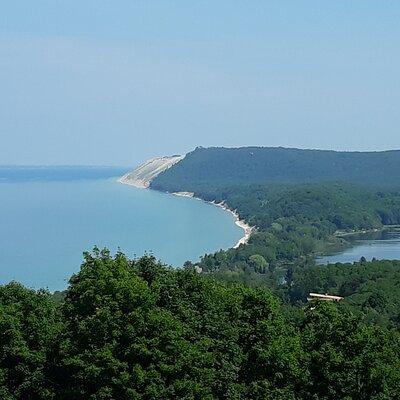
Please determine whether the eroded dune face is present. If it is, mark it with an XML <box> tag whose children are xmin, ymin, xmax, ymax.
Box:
<box><xmin>119</xmin><ymin>155</ymin><xmax>184</xmax><ymax>188</ymax></box>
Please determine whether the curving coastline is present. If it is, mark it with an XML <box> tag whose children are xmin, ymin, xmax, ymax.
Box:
<box><xmin>172</xmin><ymin>191</ymin><xmax>254</xmax><ymax>249</ymax></box>
<box><xmin>118</xmin><ymin>175</ymin><xmax>254</xmax><ymax>250</ymax></box>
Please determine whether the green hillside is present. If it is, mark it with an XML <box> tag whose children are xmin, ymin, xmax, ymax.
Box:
<box><xmin>151</xmin><ymin>146</ymin><xmax>400</xmax><ymax>191</ymax></box>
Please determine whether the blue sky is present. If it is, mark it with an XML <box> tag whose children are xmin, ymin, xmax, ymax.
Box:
<box><xmin>1</xmin><ymin>1</ymin><xmax>399</xmax><ymax>165</ymax></box>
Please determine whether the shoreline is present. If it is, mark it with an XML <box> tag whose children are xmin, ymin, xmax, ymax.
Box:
<box><xmin>118</xmin><ymin>180</ymin><xmax>254</xmax><ymax>249</ymax></box>
<box><xmin>172</xmin><ymin>191</ymin><xmax>254</xmax><ymax>249</ymax></box>
<box><xmin>334</xmin><ymin>225</ymin><xmax>400</xmax><ymax>238</ymax></box>
<box><xmin>211</xmin><ymin>201</ymin><xmax>254</xmax><ymax>249</ymax></box>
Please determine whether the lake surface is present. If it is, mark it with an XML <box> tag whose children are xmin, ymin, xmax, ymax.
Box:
<box><xmin>317</xmin><ymin>230</ymin><xmax>400</xmax><ymax>264</ymax></box>
<box><xmin>0</xmin><ymin>168</ymin><xmax>243</xmax><ymax>290</ymax></box>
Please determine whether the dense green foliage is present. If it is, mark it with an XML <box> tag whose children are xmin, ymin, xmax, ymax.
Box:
<box><xmin>0</xmin><ymin>283</ymin><xmax>61</xmax><ymax>399</ymax></box>
<box><xmin>2</xmin><ymin>251</ymin><xmax>400</xmax><ymax>399</ymax></box>
<box><xmin>152</xmin><ymin>147</ymin><xmax>400</xmax><ymax>287</ymax></box>
<box><xmin>153</xmin><ymin>147</ymin><xmax>400</xmax><ymax>398</ymax></box>
<box><xmin>189</xmin><ymin>183</ymin><xmax>400</xmax><ymax>280</ymax></box>
<box><xmin>289</xmin><ymin>259</ymin><xmax>400</xmax><ymax>328</ymax></box>
<box><xmin>192</xmin><ymin>183</ymin><xmax>400</xmax><ymax>230</ymax></box>
<box><xmin>151</xmin><ymin>146</ymin><xmax>400</xmax><ymax>190</ymax></box>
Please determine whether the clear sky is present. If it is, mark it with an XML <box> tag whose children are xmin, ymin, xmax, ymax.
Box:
<box><xmin>1</xmin><ymin>1</ymin><xmax>399</xmax><ymax>166</ymax></box>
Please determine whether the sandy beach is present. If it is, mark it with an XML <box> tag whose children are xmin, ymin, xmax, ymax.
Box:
<box><xmin>212</xmin><ymin>201</ymin><xmax>254</xmax><ymax>249</ymax></box>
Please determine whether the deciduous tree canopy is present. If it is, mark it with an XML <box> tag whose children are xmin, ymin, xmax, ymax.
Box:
<box><xmin>1</xmin><ymin>251</ymin><xmax>400</xmax><ymax>399</ymax></box>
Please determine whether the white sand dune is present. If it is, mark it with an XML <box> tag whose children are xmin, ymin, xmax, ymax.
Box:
<box><xmin>119</xmin><ymin>155</ymin><xmax>184</xmax><ymax>188</ymax></box>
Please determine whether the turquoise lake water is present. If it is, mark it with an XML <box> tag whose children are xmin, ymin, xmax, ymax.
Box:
<box><xmin>0</xmin><ymin>168</ymin><xmax>242</xmax><ymax>290</ymax></box>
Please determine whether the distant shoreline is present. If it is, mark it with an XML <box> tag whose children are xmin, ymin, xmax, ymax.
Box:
<box><xmin>118</xmin><ymin>174</ymin><xmax>149</xmax><ymax>189</ymax></box>
<box><xmin>333</xmin><ymin>225</ymin><xmax>400</xmax><ymax>239</ymax></box>
<box><xmin>118</xmin><ymin>179</ymin><xmax>254</xmax><ymax>249</ymax></box>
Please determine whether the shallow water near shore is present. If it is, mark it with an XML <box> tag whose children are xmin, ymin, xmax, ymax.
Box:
<box><xmin>317</xmin><ymin>230</ymin><xmax>400</xmax><ymax>264</ymax></box>
<box><xmin>0</xmin><ymin>170</ymin><xmax>242</xmax><ymax>290</ymax></box>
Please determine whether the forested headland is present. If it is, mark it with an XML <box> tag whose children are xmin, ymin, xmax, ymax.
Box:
<box><xmin>152</xmin><ymin>148</ymin><xmax>400</xmax><ymax>302</ymax></box>
<box><xmin>4</xmin><ymin>146</ymin><xmax>400</xmax><ymax>399</ymax></box>
<box><xmin>151</xmin><ymin>146</ymin><xmax>400</xmax><ymax>189</ymax></box>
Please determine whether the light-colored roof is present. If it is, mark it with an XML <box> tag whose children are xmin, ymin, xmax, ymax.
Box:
<box><xmin>308</xmin><ymin>292</ymin><xmax>343</xmax><ymax>301</ymax></box>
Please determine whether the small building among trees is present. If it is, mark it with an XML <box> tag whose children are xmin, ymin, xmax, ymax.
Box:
<box><xmin>307</xmin><ymin>292</ymin><xmax>343</xmax><ymax>302</ymax></box>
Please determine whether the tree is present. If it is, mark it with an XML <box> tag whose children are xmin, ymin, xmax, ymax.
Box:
<box><xmin>0</xmin><ymin>283</ymin><xmax>61</xmax><ymax>400</ymax></box>
<box><xmin>248</xmin><ymin>254</ymin><xmax>268</xmax><ymax>273</ymax></box>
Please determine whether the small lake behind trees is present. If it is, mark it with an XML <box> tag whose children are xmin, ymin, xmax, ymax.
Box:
<box><xmin>316</xmin><ymin>230</ymin><xmax>400</xmax><ymax>265</ymax></box>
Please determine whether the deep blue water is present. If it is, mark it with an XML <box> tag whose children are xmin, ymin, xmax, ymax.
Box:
<box><xmin>0</xmin><ymin>168</ymin><xmax>242</xmax><ymax>290</ymax></box>
<box><xmin>317</xmin><ymin>231</ymin><xmax>400</xmax><ymax>265</ymax></box>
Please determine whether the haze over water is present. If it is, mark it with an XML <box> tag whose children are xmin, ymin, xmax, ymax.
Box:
<box><xmin>0</xmin><ymin>168</ymin><xmax>242</xmax><ymax>291</ymax></box>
